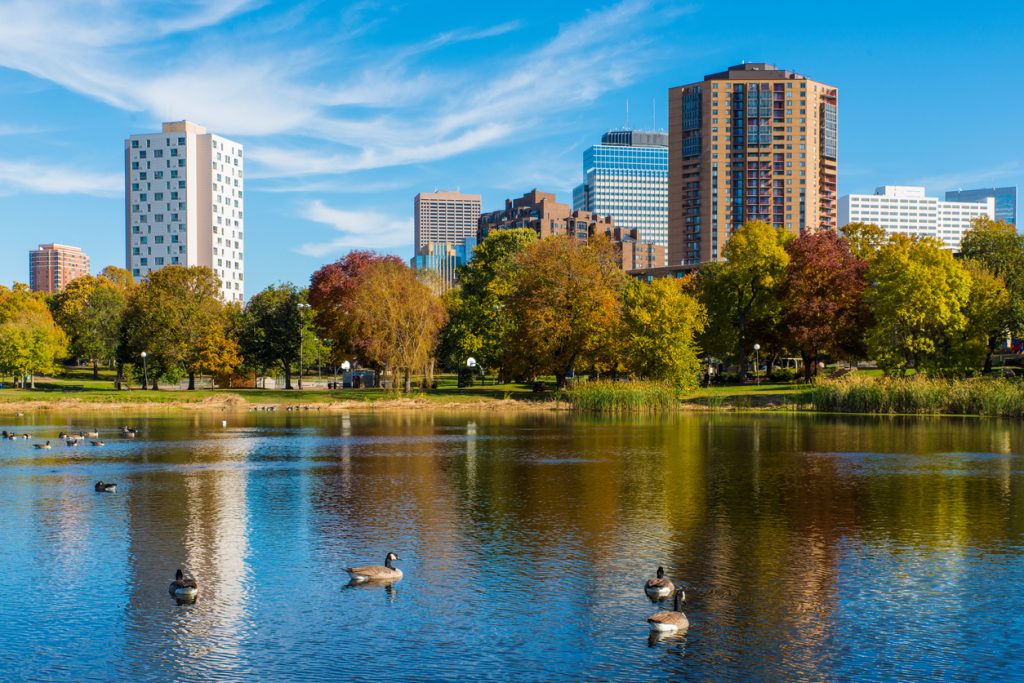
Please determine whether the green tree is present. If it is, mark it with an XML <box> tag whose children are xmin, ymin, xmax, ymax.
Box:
<box><xmin>840</xmin><ymin>221</ymin><xmax>888</xmax><ymax>261</ymax></box>
<box><xmin>237</xmin><ymin>283</ymin><xmax>307</xmax><ymax>389</ymax></box>
<box><xmin>694</xmin><ymin>221</ymin><xmax>790</xmax><ymax>381</ymax></box>
<box><xmin>865</xmin><ymin>236</ymin><xmax>971</xmax><ymax>376</ymax></box>
<box><xmin>960</xmin><ymin>217</ymin><xmax>1024</xmax><ymax>373</ymax></box>
<box><xmin>505</xmin><ymin>235</ymin><xmax>624</xmax><ymax>386</ymax></box>
<box><xmin>619</xmin><ymin>278</ymin><xmax>706</xmax><ymax>387</ymax></box>
<box><xmin>0</xmin><ymin>286</ymin><xmax>68</xmax><ymax>388</ymax></box>
<box><xmin>348</xmin><ymin>260</ymin><xmax>447</xmax><ymax>393</ymax></box>
<box><xmin>959</xmin><ymin>262</ymin><xmax>1012</xmax><ymax>374</ymax></box>
<box><xmin>437</xmin><ymin>228</ymin><xmax>535</xmax><ymax>379</ymax></box>
<box><xmin>118</xmin><ymin>266</ymin><xmax>228</xmax><ymax>389</ymax></box>
<box><xmin>51</xmin><ymin>274</ymin><xmax>129</xmax><ymax>377</ymax></box>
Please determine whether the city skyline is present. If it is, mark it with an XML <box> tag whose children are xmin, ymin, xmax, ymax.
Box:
<box><xmin>0</xmin><ymin>0</ymin><xmax>1022</xmax><ymax>294</ymax></box>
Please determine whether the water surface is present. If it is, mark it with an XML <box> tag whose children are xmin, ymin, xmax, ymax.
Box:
<box><xmin>0</xmin><ymin>411</ymin><xmax>1021</xmax><ymax>681</ymax></box>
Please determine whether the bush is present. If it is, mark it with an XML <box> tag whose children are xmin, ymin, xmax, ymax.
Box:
<box><xmin>562</xmin><ymin>379</ymin><xmax>678</xmax><ymax>413</ymax></box>
<box><xmin>807</xmin><ymin>375</ymin><xmax>1024</xmax><ymax>417</ymax></box>
<box><xmin>768</xmin><ymin>367</ymin><xmax>800</xmax><ymax>382</ymax></box>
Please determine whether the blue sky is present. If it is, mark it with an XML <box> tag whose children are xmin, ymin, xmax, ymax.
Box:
<box><xmin>0</xmin><ymin>0</ymin><xmax>1022</xmax><ymax>294</ymax></box>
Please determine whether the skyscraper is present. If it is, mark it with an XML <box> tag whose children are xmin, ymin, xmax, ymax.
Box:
<box><xmin>125</xmin><ymin>121</ymin><xmax>245</xmax><ymax>302</ymax></box>
<box><xmin>28</xmin><ymin>243</ymin><xmax>90</xmax><ymax>293</ymax></box>
<box><xmin>414</xmin><ymin>191</ymin><xmax>481</xmax><ymax>249</ymax></box>
<box><xmin>840</xmin><ymin>186</ymin><xmax>995</xmax><ymax>252</ymax></box>
<box><xmin>944</xmin><ymin>187</ymin><xmax>1016</xmax><ymax>226</ymax></box>
<box><xmin>573</xmin><ymin>130</ymin><xmax>669</xmax><ymax>247</ymax></box>
<box><xmin>668</xmin><ymin>63</ymin><xmax>838</xmax><ymax>265</ymax></box>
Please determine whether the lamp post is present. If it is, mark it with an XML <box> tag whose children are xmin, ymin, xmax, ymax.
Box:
<box><xmin>140</xmin><ymin>351</ymin><xmax>149</xmax><ymax>390</ymax></box>
<box><xmin>753</xmin><ymin>343</ymin><xmax>761</xmax><ymax>386</ymax></box>
<box><xmin>340</xmin><ymin>360</ymin><xmax>351</xmax><ymax>389</ymax></box>
<box><xmin>297</xmin><ymin>302</ymin><xmax>310</xmax><ymax>390</ymax></box>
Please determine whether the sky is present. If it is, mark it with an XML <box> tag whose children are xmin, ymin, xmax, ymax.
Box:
<box><xmin>0</xmin><ymin>0</ymin><xmax>1022</xmax><ymax>294</ymax></box>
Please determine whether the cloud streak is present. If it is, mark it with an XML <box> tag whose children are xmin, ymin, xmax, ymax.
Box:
<box><xmin>295</xmin><ymin>199</ymin><xmax>411</xmax><ymax>257</ymax></box>
<box><xmin>0</xmin><ymin>159</ymin><xmax>121</xmax><ymax>197</ymax></box>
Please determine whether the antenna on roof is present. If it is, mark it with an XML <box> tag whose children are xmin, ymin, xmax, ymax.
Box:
<box><xmin>652</xmin><ymin>98</ymin><xmax>656</xmax><ymax>131</ymax></box>
<box><xmin>625</xmin><ymin>99</ymin><xmax>630</xmax><ymax>130</ymax></box>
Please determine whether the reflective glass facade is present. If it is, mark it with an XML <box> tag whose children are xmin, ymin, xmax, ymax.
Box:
<box><xmin>573</xmin><ymin>131</ymin><xmax>669</xmax><ymax>247</ymax></box>
<box><xmin>944</xmin><ymin>187</ymin><xmax>1017</xmax><ymax>226</ymax></box>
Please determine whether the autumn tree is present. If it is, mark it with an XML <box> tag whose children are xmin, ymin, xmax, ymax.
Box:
<box><xmin>840</xmin><ymin>221</ymin><xmax>888</xmax><ymax>261</ymax></box>
<box><xmin>237</xmin><ymin>283</ymin><xmax>307</xmax><ymax>389</ymax></box>
<box><xmin>778</xmin><ymin>230</ymin><xmax>869</xmax><ymax>380</ymax></box>
<box><xmin>437</xmin><ymin>228</ymin><xmax>535</xmax><ymax>378</ymax></box>
<box><xmin>308</xmin><ymin>251</ymin><xmax>404</xmax><ymax>365</ymax></box>
<box><xmin>865</xmin><ymin>236</ymin><xmax>971</xmax><ymax>376</ymax></box>
<box><xmin>0</xmin><ymin>286</ymin><xmax>68</xmax><ymax>388</ymax></box>
<box><xmin>504</xmin><ymin>235</ymin><xmax>624</xmax><ymax>386</ymax></box>
<box><xmin>119</xmin><ymin>266</ymin><xmax>230</xmax><ymax>389</ymax></box>
<box><xmin>957</xmin><ymin>261</ymin><xmax>1012</xmax><ymax>373</ymax></box>
<box><xmin>694</xmin><ymin>221</ymin><xmax>789</xmax><ymax>381</ymax></box>
<box><xmin>51</xmin><ymin>272</ymin><xmax>130</xmax><ymax>377</ymax></box>
<box><xmin>960</xmin><ymin>217</ymin><xmax>1024</xmax><ymax>373</ymax></box>
<box><xmin>619</xmin><ymin>277</ymin><xmax>706</xmax><ymax>387</ymax></box>
<box><xmin>348</xmin><ymin>260</ymin><xmax>447</xmax><ymax>393</ymax></box>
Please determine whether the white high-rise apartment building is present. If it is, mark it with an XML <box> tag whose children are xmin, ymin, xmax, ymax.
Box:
<box><xmin>414</xmin><ymin>191</ymin><xmax>481</xmax><ymax>249</ymax></box>
<box><xmin>839</xmin><ymin>186</ymin><xmax>995</xmax><ymax>252</ymax></box>
<box><xmin>125</xmin><ymin>121</ymin><xmax>245</xmax><ymax>302</ymax></box>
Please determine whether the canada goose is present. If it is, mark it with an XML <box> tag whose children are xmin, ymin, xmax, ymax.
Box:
<box><xmin>91</xmin><ymin>440</ymin><xmax>105</xmax><ymax>447</ymax></box>
<box><xmin>33</xmin><ymin>441</ymin><xmax>51</xmax><ymax>450</ymax></box>
<box><xmin>169</xmin><ymin>569</ymin><xmax>198</xmax><ymax>600</ymax></box>
<box><xmin>85</xmin><ymin>430</ymin><xmax>99</xmax><ymax>438</ymax></box>
<box><xmin>644</xmin><ymin>566</ymin><xmax>676</xmax><ymax>600</ymax></box>
<box><xmin>94</xmin><ymin>481</ymin><xmax>117</xmax><ymax>493</ymax></box>
<box><xmin>121</xmin><ymin>426</ymin><xmax>137</xmax><ymax>437</ymax></box>
<box><xmin>66</xmin><ymin>438</ymin><xmax>79</xmax><ymax>447</ymax></box>
<box><xmin>346</xmin><ymin>552</ymin><xmax>403</xmax><ymax>583</ymax></box>
<box><xmin>647</xmin><ymin>588</ymin><xmax>688</xmax><ymax>633</ymax></box>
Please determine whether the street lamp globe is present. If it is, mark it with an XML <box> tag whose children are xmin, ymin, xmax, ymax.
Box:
<box><xmin>466</xmin><ymin>357</ymin><xmax>477</xmax><ymax>368</ymax></box>
<box><xmin>140</xmin><ymin>351</ymin><xmax>147</xmax><ymax>358</ymax></box>
<box><xmin>753</xmin><ymin>344</ymin><xmax>760</xmax><ymax>351</ymax></box>
<box><xmin>341</xmin><ymin>360</ymin><xmax>351</xmax><ymax>371</ymax></box>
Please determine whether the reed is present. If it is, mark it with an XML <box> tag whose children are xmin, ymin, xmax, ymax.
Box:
<box><xmin>563</xmin><ymin>379</ymin><xmax>679</xmax><ymax>413</ymax></box>
<box><xmin>807</xmin><ymin>375</ymin><xmax>1024</xmax><ymax>417</ymax></box>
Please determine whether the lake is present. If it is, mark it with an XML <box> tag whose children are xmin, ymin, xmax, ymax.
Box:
<box><xmin>0</xmin><ymin>411</ymin><xmax>1021</xmax><ymax>681</ymax></box>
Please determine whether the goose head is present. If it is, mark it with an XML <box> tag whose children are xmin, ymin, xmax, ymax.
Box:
<box><xmin>673</xmin><ymin>587</ymin><xmax>686</xmax><ymax>611</ymax></box>
<box><xmin>175</xmin><ymin>569</ymin><xmax>184</xmax><ymax>582</ymax></box>
<box><xmin>384</xmin><ymin>552</ymin><xmax>400</xmax><ymax>568</ymax></box>
<box><xmin>656</xmin><ymin>566</ymin><xmax>665</xmax><ymax>579</ymax></box>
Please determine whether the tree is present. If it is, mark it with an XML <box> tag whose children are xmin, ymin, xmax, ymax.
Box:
<box><xmin>308</xmin><ymin>251</ymin><xmax>404</xmax><ymax>365</ymax></box>
<box><xmin>348</xmin><ymin>261</ymin><xmax>447</xmax><ymax>393</ymax></box>
<box><xmin>779</xmin><ymin>230</ymin><xmax>870</xmax><ymax>380</ymax></box>
<box><xmin>960</xmin><ymin>217</ymin><xmax>1024</xmax><ymax>373</ymax></box>
<box><xmin>237</xmin><ymin>283</ymin><xmax>306</xmax><ymax>389</ymax></box>
<box><xmin>840</xmin><ymin>222</ymin><xmax>888</xmax><ymax>261</ymax></box>
<box><xmin>694</xmin><ymin>221</ymin><xmax>790</xmax><ymax>381</ymax></box>
<box><xmin>619</xmin><ymin>277</ymin><xmax>706</xmax><ymax>387</ymax></box>
<box><xmin>504</xmin><ymin>235</ymin><xmax>624</xmax><ymax>386</ymax></box>
<box><xmin>99</xmin><ymin>265</ymin><xmax>135</xmax><ymax>290</ymax></box>
<box><xmin>119</xmin><ymin>266</ymin><xmax>228</xmax><ymax>389</ymax></box>
<box><xmin>0</xmin><ymin>286</ymin><xmax>68</xmax><ymax>388</ymax></box>
<box><xmin>960</xmin><ymin>262</ymin><xmax>1011</xmax><ymax>374</ymax></box>
<box><xmin>436</xmin><ymin>228</ymin><xmax>535</xmax><ymax>378</ymax></box>
<box><xmin>865</xmin><ymin>236</ymin><xmax>971</xmax><ymax>376</ymax></box>
<box><xmin>51</xmin><ymin>274</ymin><xmax>128</xmax><ymax>377</ymax></box>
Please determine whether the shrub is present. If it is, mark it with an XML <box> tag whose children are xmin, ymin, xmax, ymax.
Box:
<box><xmin>807</xmin><ymin>375</ymin><xmax>1024</xmax><ymax>417</ymax></box>
<box><xmin>563</xmin><ymin>379</ymin><xmax>678</xmax><ymax>413</ymax></box>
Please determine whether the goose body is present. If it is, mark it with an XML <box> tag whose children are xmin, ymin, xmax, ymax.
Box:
<box><xmin>169</xmin><ymin>569</ymin><xmax>198</xmax><ymax>599</ymax></box>
<box><xmin>94</xmin><ymin>481</ymin><xmax>117</xmax><ymax>493</ymax></box>
<box><xmin>85</xmin><ymin>431</ymin><xmax>99</xmax><ymax>438</ymax></box>
<box><xmin>647</xmin><ymin>588</ymin><xmax>688</xmax><ymax>633</ymax></box>
<box><xmin>33</xmin><ymin>441</ymin><xmax>51</xmax><ymax>450</ymax></box>
<box><xmin>91</xmin><ymin>440</ymin><xmax>105</xmax><ymax>447</ymax></box>
<box><xmin>66</xmin><ymin>438</ymin><xmax>79</xmax><ymax>447</ymax></box>
<box><xmin>644</xmin><ymin>566</ymin><xmax>676</xmax><ymax>599</ymax></box>
<box><xmin>346</xmin><ymin>552</ymin><xmax>402</xmax><ymax>582</ymax></box>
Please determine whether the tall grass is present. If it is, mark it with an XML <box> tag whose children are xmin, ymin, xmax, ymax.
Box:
<box><xmin>807</xmin><ymin>375</ymin><xmax>1024</xmax><ymax>417</ymax></box>
<box><xmin>563</xmin><ymin>380</ymin><xmax>679</xmax><ymax>413</ymax></box>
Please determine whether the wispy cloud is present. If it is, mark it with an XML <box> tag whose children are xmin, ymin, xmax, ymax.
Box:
<box><xmin>296</xmin><ymin>199</ymin><xmax>411</xmax><ymax>257</ymax></box>
<box><xmin>912</xmin><ymin>161</ymin><xmax>1021</xmax><ymax>192</ymax></box>
<box><xmin>0</xmin><ymin>159</ymin><xmax>121</xmax><ymax>197</ymax></box>
<box><xmin>0</xmin><ymin>0</ymin><xmax>665</xmax><ymax>184</ymax></box>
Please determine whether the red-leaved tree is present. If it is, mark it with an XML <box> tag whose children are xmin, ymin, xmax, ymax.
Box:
<box><xmin>308</xmin><ymin>251</ymin><xmax>404</xmax><ymax>364</ymax></box>
<box><xmin>778</xmin><ymin>231</ymin><xmax>870</xmax><ymax>380</ymax></box>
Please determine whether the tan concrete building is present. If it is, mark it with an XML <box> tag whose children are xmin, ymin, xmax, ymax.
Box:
<box><xmin>414</xmin><ymin>191</ymin><xmax>481</xmax><ymax>248</ymax></box>
<box><xmin>478</xmin><ymin>189</ymin><xmax>665</xmax><ymax>270</ymax></box>
<box><xmin>668</xmin><ymin>63</ymin><xmax>838</xmax><ymax>265</ymax></box>
<box><xmin>28</xmin><ymin>243</ymin><xmax>90</xmax><ymax>293</ymax></box>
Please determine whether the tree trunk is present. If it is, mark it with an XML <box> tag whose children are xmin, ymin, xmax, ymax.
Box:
<box><xmin>284</xmin><ymin>363</ymin><xmax>293</xmax><ymax>390</ymax></box>
<box><xmin>188</xmin><ymin>372</ymin><xmax>196</xmax><ymax>391</ymax></box>
<box><xmin>555</xmin><ymin>372</ymin><xmax>566</xmax><ymax>389</ymax></box>
<box><xmin>984</xmin><ymin>335</ymin><xmax>997</xmax><ymax>375</ymax></box>
<box><xmin>802</xmin><ymin>351</ymin><xmax>814</xmax><ymax>382</ymax></box>
<box><xmin>404</xmin><ymin>370</ymin><xmax>411</xmax><ymax>394</ymax></box>
<box><xmin>92</xmin><ymin>359</ymin><xmax>99</xmax><ymax>379</ymax></box>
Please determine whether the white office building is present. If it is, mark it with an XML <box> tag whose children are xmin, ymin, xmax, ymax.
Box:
<box><xmin>125</xmin><ymin>121</ymin><xmax>245</xmax><ymax>302</ymax></box>
<box><xmin>839</xmin><ymin>186</ymin><xmax>994</xmax><ymax>252</ymax></box>
<box><xmin>414</xmin><ymin>191</ymin><xmax>481</xmax><ymax>249</ymax></box>
<box><xmin>573</xmin><ymin>130</ymin><xmax>669</xmax><ymax>248</ymax></box>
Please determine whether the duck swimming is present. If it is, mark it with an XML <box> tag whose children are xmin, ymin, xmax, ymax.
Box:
<box><xmin>94</xmin><ymin>481</ymin><xmax>117</xmax><ymax>492</ymax></box>
<box><xmin>169</xmin><ymin>569</ymin><xmax>198</xmax><ymax>600</ymax></box>
<box><xmin>346</xmin><ymin>552</ymin><xmax>402</xmax><ymax>583</ymax></box>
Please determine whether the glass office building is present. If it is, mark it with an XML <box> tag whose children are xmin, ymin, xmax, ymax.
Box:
<box><xmin>573</xmin><ymin>130</ymin><xmax>669</xmax><ymax>248</ymax></box>
<box><xmin>944</xmin><ymin>187</ymin><xmax>1017</xmax><ymax>226</ymax></box>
